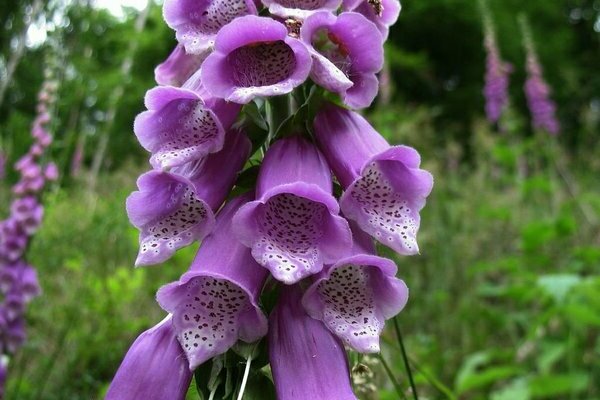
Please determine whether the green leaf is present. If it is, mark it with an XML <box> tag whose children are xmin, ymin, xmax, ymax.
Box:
<box><xmin>528</xmin><ymin>373</ymin><xmax>590</xmax><ymax>398</ymax></box>
<box><xmin>491</xmin><ymin>378</ymin><xmax>530</xmax><ymax>400</ymax></box>
<box><xmin>537</xmin><ymin>274</ymin><xmax>582</xmax><ymax>303</ymax></box>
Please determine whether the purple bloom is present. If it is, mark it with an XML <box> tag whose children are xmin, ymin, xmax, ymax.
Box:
<box><xmin>157</xmin><ymin>194</ymin><xmax>268</xmax><ymax>369</ymax></box>
<box><xmin>105</xmin><ymin>316</ymin><xmax>193</xmax><ymax>400</ymax></box>
<box><xmin>233</xmin><ymin>136</ymin><xmax>352</xmax><ymax>284</ymax></box>
<box><xmin>303</xmin><ymin>226</ymin><xmax>408</xmax><ymax>352</ymax></box>
<box><xmin>263</xmin><ymin>0</ymin><xmax>342</xmax><ymax>19</ymax></box>
<box><xmin>11</xmin><ymin>197</ymin><xmax>43</xmax><ymax>235</ymax></box>
<box><xmin>342</xmin><ymin>0</ymin><xmax>401</xmax><ymax>39</ymax></box>
<box><xmin>314</xmin><ymin>104</ymin><xmax>433</xmax><ymax>255</ymax></box>
<box><xmin>269</xmin><ymin>285</ymin><xmax>358</xmax><ymax>400</ymax></box>
<box><xmin>155</xmin><ymin>44</ymin><xmax>208</xmax><ymax>87</ymax></box>
<box><xmin>524</xmin><ymin>48</ymin><xmax>560</xmax><ymax>135</ymax></box>
<box><xmin>44</xmin><ymin>162</ymin><xmax>59</xmax><ymax>181</ymax></box>
<box><xmin>134</xmin><ymin>85</ymin><xmax>240</xmax><ymax>170</ymax></box>
<box><xmin>301</xmin><ymin>11</ymin><xmax>384</xmax><ymax>109</ymax></box>
<box><xmin>163</xmin><ymin>0</ymin><xmax>258</xmax><ymax>54</ymax></box>
<box><xmin>127</xmin><ymin>129</ymin><xmax>251</xmax><ymax>266</ymax></box>
<box><xmin>483</xmin><ymin>28</ymin><xmax>511</xmax><ymax>124</ymax></box>
<box><xmin>4</xmin><ymin>318</ymin><xmax>25</xmax><ymax>354</ymax></box>
<box><xmin>201</xmin><ymin>15</ymin><xmax>312</xmax><ymax>103</ymax></box>
<box><xmin>0</xmin><ymin>263</ymin><xmax>40</xmax><ymax>302</ymax></box>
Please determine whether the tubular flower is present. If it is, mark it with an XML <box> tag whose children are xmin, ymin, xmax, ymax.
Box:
<box><xmin>483</xmin><ymin>26</ymin><xmax>511</xmax><ymax>124</ymax></box>
<box><xmin>524</xmin><ymin>46</ymin><xmax>560</xmax><ymax>135</ymax></box>
<box><xmin>314</xmin><ymin>103</ymin><xmax>433</xmax><ymax>255</ymax></box>
<box><xmin>262</xmin><ymin>0</ymin><xmax>342</xmax><ymax>19</ymax></box>
<box><xmin>163</xmin><ymin>0</ymin><xmax>258</xmax><ymax>54</ymax></box>
<box><xmin>105</xmin><ymin>315</ymin><xmax>193</xmax><ymax>400</ymax></box>
<box><xmin>201</xmin><ymin>15</ymin><xmax>312</xmax><ymax>103</ymax></box>
<box><xmin>134</xmin><ymin>85</ymin><xmax>240</xmax><ymax>170</ymax></box>
<box><xmin>342</xmin><ymin>0</ymin><xmax>401</xmax><ymax>39</ymax></box>
<box><xmin>302</xmin><ymin>226</ymin><xmax>408</xmax><ymax>352</ymax></box>
<box><xmin>127</xmin><ymin>129</ymin><xmax>251</xmax><ymax>266</ymax></box>
<box><xmin>157</xmin><ymin>194</ymin><xmax>269</xmax><ymax>370</ymax></box>
<box><xmin>269</xmin><ymin>285</ymin><xmax>357</xmax><ymax>400</ymax></box>
<box><xmin>155</xmin><ymin>44</ymin><xmax>208</xmax><ymax>87</ymax></box>
<box><xmin>234</xmin><ymin>136</ymin><xmax>352</xmax><ymax>285</ymax></box>
<box><xmin>301</xmin><ymin>11</ymin><xmax>384</xmax><ymax>109</ymax></box>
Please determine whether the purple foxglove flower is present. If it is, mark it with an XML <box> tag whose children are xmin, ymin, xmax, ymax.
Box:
<box><xmin>201</xmin><ymin>15</ymin><xmax>312</xmax><ymax>103</ymax></box>
<box><xmin>157</xmin><ymin>194</ymin><xmax>269</xmax><ymax>369</ymax></box>
<box><xmin>106</xmin><ymin>315</ymin><xmax>193</xmax><ymax>400</ymax></box>
<box><xmin>233</xmin><ymin>136</ymin><xmax>352</xmax><ymax>284</ymax></box>
<box><xmin>155</xmin><ymin>44</ymin><xmax>208</xmax><ymax>87</ymax></box>
<box><xmin>483</xmin><ymin>29</ymin><xmax>511</xmax><ymax>124</ymax></box>
<box><xmin>342</xmin><ymin>0</ymin><xmax>401</xmax><ymax>39</ymax></box>
<box><xmin>269</xmin><ymin>285</ymin><xmax>358</xmax><ymax>400</ymax></box>
<box><xmin>44</xmin><ymin>162</ymin><xmax>59</xmax><ymax>181</ymax></box>
<box><xmin>127</xmin><ymin>129</ymin><xmax>251</xmax><ymax>266</ymax></box>
<box><xmin>134</xmin><ymin>85</ymin><xmax>240</xmax><ymax>170</ymax></box>
<box><xmin>14</xmin><ymin>154</ymin><xmax>35</xmax><ymax>172</ymax></box>
<box><xmin>163</xmin><ymin>0</ymin><xmax>258</xmax><ymax>54</ymax></box>
<box><xmin>0</xmin><ymin>220</ymin><xmax>27</xmax><ymax>262</ymax></box>
<box><xmin>0</xmin><ymin>266</ymin><xmax>18</xmax><ymax>294</ymax></box>
<box><xmin>301</xmin><ymin>12</ymin><xmax>384</xmax><ymax>109</ymax></box>
<box><xmin>302</xmin><ymin>226</ymin><xmax>408</xmax><ymax>352</ymax></box>
<box><xmin>4</xmin><ymin>292</ymin><xmax>24</xmax><ymax>321</ymax></box>
<box><xmin>18</xmin><ymin>264</ymin><xmax>41</xmax><ymax>302</ymax></box>
<box><xmin>524</xmin><ymin>50</ymin><xmax>560</xmax><ymax>135</ymax></box>
<box><xmin>314</xmin><ymin>104</ymin><xmax>433</xmax><ymax>255</ymax></box>
<box><xmin>4</xmin><ymin>318</ymin><xmax>25</xmax><ymax>353</ymax></box>
<box><xmin>11</xmin><ymin>197</ymin><xmax>43</xmax><ymax>235</ymax></box>
<box><xmin>262</xmin><ymin>0</ymin><xmax>341</xmax><ymax>19</ymax></box>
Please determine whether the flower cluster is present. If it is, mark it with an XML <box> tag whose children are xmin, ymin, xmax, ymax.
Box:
<box><xmin>0</xmin><ymin>79</ymin><xmax>58</xmax><ymax>395</ymax></box>
<box><xmin>524</xmin><ymin>42</ymin><xmax>560</xmax><ymax>135</ymax></box>
<box><xmin>483</xmin><ymin>23</ymin><xmax>512</xmax><ymax>124</ymax></box>
<box><xmin>109</xmin><ymin>0</ymin><xmax>433</xmax><ymax>399</ymax></box>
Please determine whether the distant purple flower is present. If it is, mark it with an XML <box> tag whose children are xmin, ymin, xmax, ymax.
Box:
<box><xmin>155</xmin><ymin>44</ymin><xmax>208</xmax><ymax>87</ymax></box>
<box><xmin>303</xmin><ymin>225</ymin><xmax>408</xmax><ymax>352</ymax></box>
<box><xmin>483</xmin><ymin>28</ymin><xmax>511</xmax><ymax>124</ymax></box>
<box><xmin>164</xmin><ymin>0</ymin><xmax>258</xmax><ymax>54</ymax></box>
<box><xmin>127</xmin><ymin>130</ymin><xmax>251</xmax><ymax>266</ymax></box>
<box><xmin>134</xmin><ymin>85</ymin><xmax>240</xmax><ymax>170</ymax></box>
<box><xmin>342</xmin><ymin>0</ymin><xmax>401</xmax><ymax>39</ymax></box>
<box><xmin>157</xmin><ymin>194</ymin><xmax>268</xmax><ymax>369</ymax></box>
<box><xmin>524</xmin><ymin>48</ymin><xmax>560</xmax><ymax>135</ymax></box>
<box><xmin>233</xmin><ymin>136</ymin><xmax>352</xmax><ymax>284</ymax></box>
<box><xmin>301</xmin><ymin>11</ymin><xmax>384</xmax><ymax>109</ymax></box>
<box><xmin>201</xmin><ymin>15</ymin><xmax>312</xmax><ymax>103</ymax></box>
<box><xmin>106</xmin><ymin>316</ymin><xmax>193</xmax><ymax>400</ymax></box>
<box><xmin>263</xmin><ymin>0</ymin><xmax>341</xmax><ymax>19</ymax></box>
<box><xmin>315</xmin><ymin>103</ymin><xmax>433</xmax><ymax>255</ymax></box>
<box><xmin>269</xmin><ymin>285</ymin><xmax>358</xmax><ymax>400</ymax></box>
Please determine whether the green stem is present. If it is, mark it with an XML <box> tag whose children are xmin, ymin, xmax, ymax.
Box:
<box><xmin>267</xmin><ymin>95</ymin><xmax>291</xmax><ymax>143</ymax></box>
<box><xmin>377</xmin><ymin>353</ymin><xmax>408</xmax><ymax>400</ymax></box>
<box><xmin>236</xmin><ymin>356</ymin><xmax>253</xmax><ymax>400</ymax></box>
<box><xmin>393</xmin><ymin>317</ymin><xmax>419</xmax><ymax>400</ymax></box>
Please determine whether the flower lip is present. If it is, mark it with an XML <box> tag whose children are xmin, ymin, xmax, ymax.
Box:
<box><xmin>263</xmin><ymin>0</ymin><xmax>342</xmax><ymax>19</ymax></box>
<box><xmin>201</xmin><ymin>15</ymin><xmax>312</xmax><ymax>103</ymax></box>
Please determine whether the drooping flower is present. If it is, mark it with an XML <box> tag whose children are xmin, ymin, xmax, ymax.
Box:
<box><xmin>269</xmin><ymin>285</ymin><xmax>358</xmax><ymax>400</ymax></box>
<box><xmin>314</xmin><ymin>103</ymin><xmax>433</xmax><ymax>255</ymax></box>
<box><xmin>163</xmin><ymin>0</ymin><xmax>258</xmax><ymax>54</ymax></box>
<box><xmin>127</xmin><ymin>129</ymin><xmax>251</xmax><ymax>266</ymax></box>
<box><xmin>201</xmin><ymin>15</ymin><xmax>312</xmax><ymax>103</ymax></box>
<box><xmin>303</xmin><ymin>225</ymin><xmax>408</xmax><ymax>352</ymax></box>
<box><xmin>157</xmin><ymin>194</ymin><xmax>269</xmax><ymax>370</ymax></box>
<box><xmin>483</xmin><ymin>24</ymin><xmax>511</xmax><ymax>124</ymax></box>
<box><xmin>134</xmin><ymin>85</ymin><xmax>240</xmax><ymax>170</ymax></box>
<box><xmin>155</xmin><ymin>44</ymin><xmax>208</xmax><ymax>87</ymax></box>
<box><xmin>263</xmin><ymin>0</ymin><xmax>342</xmax><ymax>19</ymax></box>
<box><xmin>524</xmin><ymin>44</ymin><xmax>560</xmax><ymax>135</ymax></box>
<box><xmin>301</xmin><ymin>11</ymin><xmax>384</xmax><ymax>109</ymax></box>
<box><xmin>233</xmin><ymin>136</ymin><xmax>352</xmax><ymax>285</ymax></box>
<box><xmin>342</xmin><ymin>0</ymin><xmax>401</xmax><ymax>39</ymax></box>
<box><xmin>105</xmin><ymin>315</ymin><xmax>193</xmax><ymax>400</ymax></box>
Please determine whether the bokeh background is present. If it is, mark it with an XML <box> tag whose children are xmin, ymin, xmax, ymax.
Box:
<box><xmin>0</xmin><ymin>0</ymin><xmax>599</xmax><ymax>399</ymax></box>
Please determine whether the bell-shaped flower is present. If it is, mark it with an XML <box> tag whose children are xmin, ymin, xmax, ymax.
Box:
<box><xmin>269</xmin><ymin>285</ymin><xmax>358</xmax><ymax>400</ymax></box>
<box><xmin>4</xmin><ymin>291</ymin><xmax>24</xmax><ymax>321</ymax></box>
<box><xmin>0</xmin><ymin>219</ymin><xmax>27</xmax><ymax>262</ymax></box>
<box><xmin>155</xmin><ymin>44</ymin><xmax>208</xmax><ymax>87</ymax></box>
<box><xmin>342</xmin><ymin>0</ymin><xmax>401</xmax><ymax>39</ymax></box>
<box><xmin>163</xmin><ymin>0</ymin><xmax>257</xmax><ymax>55</ymax></box>
<box><xmin>134</xmin><ymin>85</ymin><xmax>239</xmax><ymax>170</ymax></box>
<box><xmin>301</xmin><ymin>12</ymin><xmax>384</xmax><ymax>109</ymax></box>
<box><xmin>0</xmin><ymin>263</ymin><xmax>40</xmax><ymax>302</ymax></box>
<box><xmin>201</xmin><ymin>15</ymin><xmax>312</xmax><ymax>103</ymax></box>
<box><xmin>44</xmin><ymin>162</ymin><xmax>59</xmax><ymax>181</ymax></box>
<box><xmin>234</xmin><ymin>136</ymin><xmax>352</xmax><ymax>285</ymax></box>
<box><xmin>303</xmin><ymin>226</ymin><xmax>408</xmax><ymax>352</ymax></box>
<box><xmin>106</xmin><ymin>315</ymin><xmax>193</xmax><ymax>400</ymax></box>
<box><xmin>314</xmin><ymin>103</ymin><xmax>433</xmax><ymax>255</ymax></box>
<box><xmin>127</xmin><ymin>130</ymin><xmax>251</xmax><ymax>266</ymax></box>
<box><xmin>11</xmin><ymin>197</ymin><xmax>44</xmax><ymax>235</ymax></box>
<box><xmin>262</xmin><ymin>0</ymin><xmax>341</xmax><ymax>19</ymax></box>
<box><xmin>157</xmin><ymin>194</ymin><xmax>269</xmax><ymax>370</ymax></box>
<box><xmin>4</xmin><ymin>318</ymin><xmax>25</xmax><ymax>354</ymax></box>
